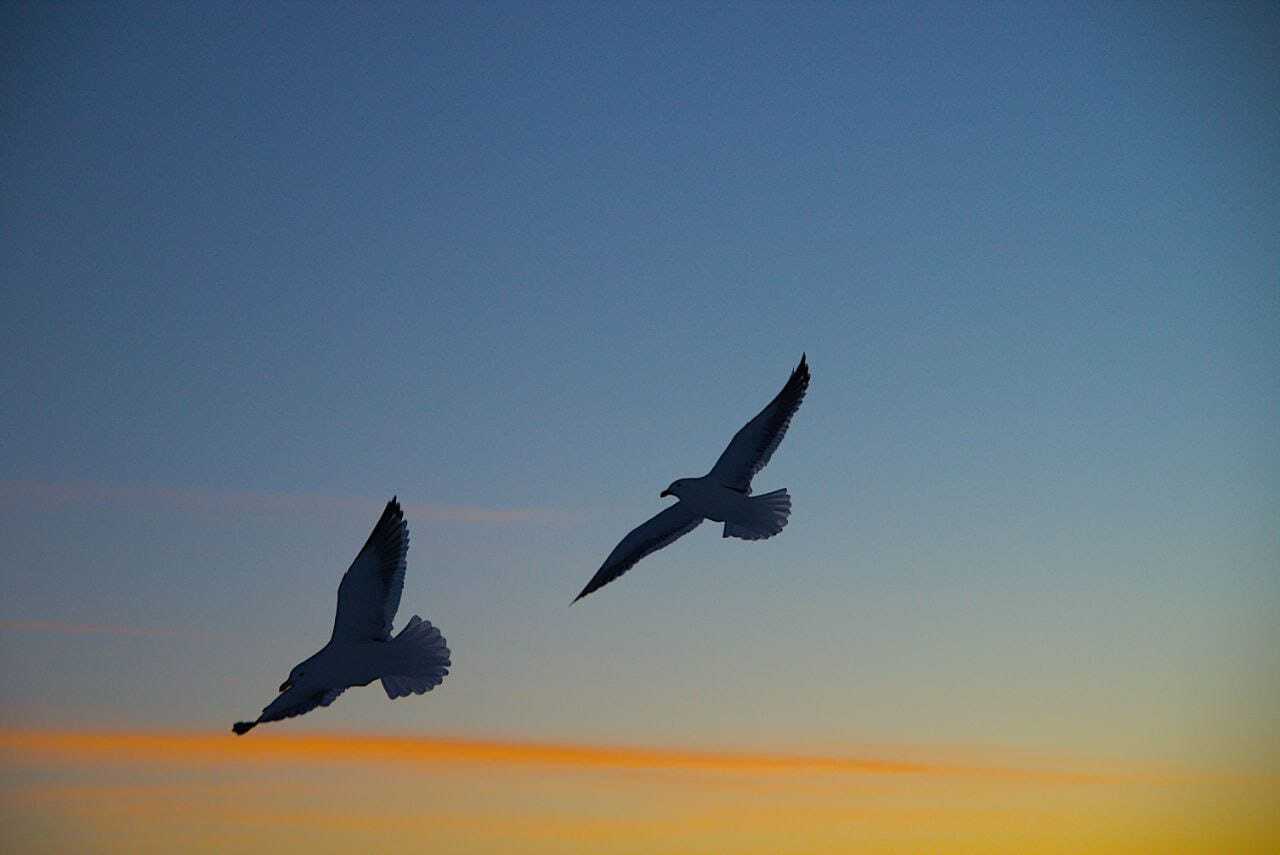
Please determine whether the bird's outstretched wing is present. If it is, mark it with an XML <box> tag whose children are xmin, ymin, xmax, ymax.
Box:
<box><xmin>234</xmin><ymin>686</ymin><xmax>344</xmax><ymax>734</ymax></box>
<box><xmin>574</xmin><ymin>503</ymin><xmax>702</xmax><ymax>602</ymax></box>
<box><xmin>709</xmin><ymin>354</ymin><xmax>809</xmax><ymax>493</ymax></box>
<box><xmin>330</xmin><ymin>498</ymin><xmax>409</xmax><ymax>643</ymax></box>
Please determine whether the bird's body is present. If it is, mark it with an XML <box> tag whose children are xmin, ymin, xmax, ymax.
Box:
<box><xmin>664</xmin><ymin>477</ymin><xmax>740</xmax><ymax>521</ymax></box>
<box><xmin>233</xmin><ymin>498</ymin><xmax>450</xmax><ymax>734</ymax></box>
<box><xmin>661</xmin><ymin>477</ymin><xmax>791</xmax><ymax>537</ymax></box>
<box><xmin>574</xmin><ymin>354</ymin><xmax>810</xmax><ymax>602</ymax></box>
<box><xmin>287</xmin><ymin>638</ymin><xmax>421</xmax><ymax>693</ymax></box>
<box><xmin>670</xmin><ymin>478</ymin><xmax>788</xmax><ymax>537</ymax></box>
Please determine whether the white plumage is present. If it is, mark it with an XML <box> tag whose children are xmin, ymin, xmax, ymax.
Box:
<box><xmin>232</xmin><ymin>498</ymin><xmax>450</xmax><ymax>734</ymax></box>
<box><xmin>574</xmin><ymin>354</ymin><xmax>810</xmax><ymax>602</ymax></box>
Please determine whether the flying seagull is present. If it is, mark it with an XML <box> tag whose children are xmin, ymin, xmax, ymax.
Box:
<box><xmin>574</xmin><ymin>354</ymin><xmax>810</xmax><ymax>603</ymax></box>
<box><xmin>233</xmin><ymin>497</ymin><xmax>450</xmax><ymax>734</ymax></box>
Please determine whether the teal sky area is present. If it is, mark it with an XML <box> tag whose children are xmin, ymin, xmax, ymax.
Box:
<box><xmin>1</xmin><ymin>2</ymin><xmax>1276</xmax><ymax>771</ymax></box>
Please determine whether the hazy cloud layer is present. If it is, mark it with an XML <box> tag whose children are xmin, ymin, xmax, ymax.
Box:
<box><xmin>0</xmin><ymin>479</ymin><xmax>584</xmax><ymax>524</ymax></box>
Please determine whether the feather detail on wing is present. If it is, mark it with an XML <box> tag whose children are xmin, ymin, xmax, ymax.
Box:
<box><xmin>256</xmin><ymin>686</ymin><xmax>345</xmax><ymax>725</ymax></box>
<box><xmin>574</xmin><ymin>503</ymin><xmax>702</xmax><ymax>602</ymax></box>
<box><xmin>331</xmin><ymin>497</ymin><xmax>409</xmax><ymax>643</ymax></box>
<box><xmin>709</xmin><ymin>354</ymin><xmax>809</xmax><ymax>493</ymax></box>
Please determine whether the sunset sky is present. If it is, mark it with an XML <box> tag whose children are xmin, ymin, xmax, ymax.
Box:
<box><xmin>1</xmin><ymin>2</ymin><xmax>1276</xmax><ymax>852</ymax></box>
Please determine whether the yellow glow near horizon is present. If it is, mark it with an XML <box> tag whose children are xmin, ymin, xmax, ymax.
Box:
<box><xmin>2</xmin><ymin>728</ymin><xmax>1276</xmax><ymax>854</ymax></box>
<box><xmin>0</xmin><ymin>728</ymin><xmax>1114</xmax><ymax>780</ymax></box>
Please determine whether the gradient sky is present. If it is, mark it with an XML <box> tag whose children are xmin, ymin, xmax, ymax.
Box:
<box><xmin>1</xmin><ymin>2</ymin><xmax>1277</xmax><ymax>851</ymax></box>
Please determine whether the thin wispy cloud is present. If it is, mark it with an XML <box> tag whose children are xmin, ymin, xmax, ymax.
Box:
<box><xmin>3</xmin><ymin>730</ymin><xmax>1268</xmax><ymax>855</ymax></box>
<box><xmin>0</xmin><ymin>728</ymin><xmax>1145</xmax><ymax>785</ymax></box>
<box><xmin>0</xmin><ymin>480</ymin><xmax>584</xmax><ymax>525</ymax></box>
<box><xmin>0</xmin><ymin>620</ymin><xmax>183</xmax><ymax>639</ymax></box>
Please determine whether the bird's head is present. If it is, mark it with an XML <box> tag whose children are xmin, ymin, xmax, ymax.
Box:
<box><xmin>280</xmin><ymin>661</ymin><xmax>309</xmax><ymax>693</ymax></box>
<box><xmin>660</xmin><ymin>479</ymin><xmax>688</xmax><ymax>499</ymax></box>
<box><xmin>280</xmin><ymin>650</ymin><xmax>326</xmax><ymax>692</ymax></box>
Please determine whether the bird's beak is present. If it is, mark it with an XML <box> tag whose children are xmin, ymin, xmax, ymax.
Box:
<box><xmin>279</xmin><ymin>680</ymin><xmax>293</xmax><ymax>693</ymax></box>
<box><xmin>660</xmin><ymin>489</ymin><xmax>670</xmax><ymax>498</ymax></box>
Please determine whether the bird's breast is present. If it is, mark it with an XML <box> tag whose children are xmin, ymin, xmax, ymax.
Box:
<box><xmin>681</xmin><ymin>480</ymin><xmax>750</xmax><ymax>523</ymax></box>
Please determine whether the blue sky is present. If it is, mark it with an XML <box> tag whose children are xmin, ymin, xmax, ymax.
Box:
<box><xmin>1</xmin><ymin>1</ymin><xmax>1276</xmax><ymax>773</ymax></box>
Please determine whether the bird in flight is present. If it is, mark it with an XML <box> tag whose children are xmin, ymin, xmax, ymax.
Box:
<box><xmin>233</xmin><ymin>498</ymin><xmax>450</xmax><ymax>734</ymax></box>
<box><xmin>574</xmin><ymin>354</ymin><xmax>810</xmax><ymax>603</ymax></box>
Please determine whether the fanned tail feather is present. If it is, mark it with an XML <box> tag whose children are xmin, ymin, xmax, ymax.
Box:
<box><xmin>723</xmin><ymin>488</ymin><xmax>791</xmax><ymax>540</ymax></box>
<box><xmin>382</xmin><ymin>615</ymin><xmax>451</xmax><ymax>699</ymax></box>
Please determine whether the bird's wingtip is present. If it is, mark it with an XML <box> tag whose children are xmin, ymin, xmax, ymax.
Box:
<box><xmin>792</xmin><ymin>353</ymin><xmax>810</xmax><ymax>383</ymax></box>
<box><xmin>383</xmin><ymin>496</ymin><xmax>406</xmax><ymax>523</ymax></box>
<box><xmin>232</xmin><ymin>721</ymin><xmax>256</xmax><ymax>736</ymax></box>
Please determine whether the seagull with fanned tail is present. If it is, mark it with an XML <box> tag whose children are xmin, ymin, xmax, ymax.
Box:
<box><xmin>233</xmin><ymin>497</ymin><xmax>450</xmax><ymax>734</ymax></box>
<box><xmin>574</xmin><ymin>354</ymin><xmax>810</xmax><ymax>603</ymax></box>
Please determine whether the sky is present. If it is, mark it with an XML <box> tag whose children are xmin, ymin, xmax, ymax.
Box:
<box><xmin>1</xmin><ymin>2</ymin><xmax>1277</xmax><ymax>852</ymax></box>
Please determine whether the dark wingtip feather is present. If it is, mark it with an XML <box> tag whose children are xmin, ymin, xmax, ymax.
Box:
<box><xmin>781</xmin><ymin>354</ymin><xmax>810</xmax><ymax>401</ymax></box>
<box><xmin>371</xmin><ymin>497</ymin><xmax>407</xmax><ymax>540</ymax></box>
<box><xmin>797</xmin><ymin>357</ymin><xmax>810</xmax><ymax>389</ymax></box>
<box><xmin>232</xmin><ymin>721</ymin><xmax>255</xmax><ymax>735</ymax></box>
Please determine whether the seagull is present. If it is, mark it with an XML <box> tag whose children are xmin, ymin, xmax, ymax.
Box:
<box><xmin>233</xmin><ymin>497</ymin><xmax>450</xmax><ymax>734</ymax></box>
<box><xmin>574</xmin><ymin>354</ymin><xmax>810</xmax><ymax>603</ymax></box>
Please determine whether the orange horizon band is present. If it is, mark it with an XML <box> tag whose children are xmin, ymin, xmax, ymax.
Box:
<box><xmin>0</xmin><ymin>727</ymin><xmax>1159</xmax><ymax>785</ymax></box>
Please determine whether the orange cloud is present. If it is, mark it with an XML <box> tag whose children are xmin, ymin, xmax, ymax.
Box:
<box><xmin>4</xmin><ymin>729</ymin><xmax>1275</xmax><ymax>855</ymax></box>
<box><xmin>0</xmin><ymin>728</ymin><xmax>1130</xmax><ymax>784</ymax></box>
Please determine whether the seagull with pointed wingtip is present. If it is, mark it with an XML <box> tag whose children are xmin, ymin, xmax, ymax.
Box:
<box><xmin>232</xmin><ymin>497</ymin><xmax>450</xmax><ymax>734</ymax></box>
<box><xmin>574</xmin><ymin>354</ymin><xmax>810</xmax><ymax>603</ymax></box>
